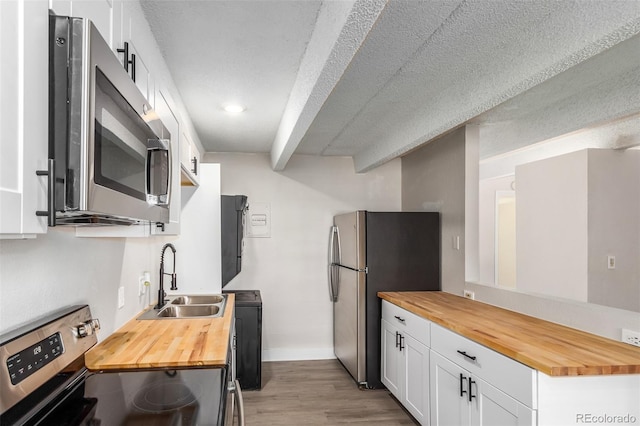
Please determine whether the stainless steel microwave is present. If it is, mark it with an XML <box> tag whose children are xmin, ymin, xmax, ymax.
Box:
<box><xmin>47</xmin><ymin>14</ymin><xmax>171</xmax><ymax>226</ymax></box>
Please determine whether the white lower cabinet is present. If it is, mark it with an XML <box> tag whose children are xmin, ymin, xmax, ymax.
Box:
<box><xmin>381</xmin><ymin>301</ymin><xmax>430</xmax><ymax>425</ymax></box>
<box><xmin>382</xmin><ymin>300</ymin><xmax>640</xmax><ymax>426</ymax></box>
<box><xmin>430</xmin><ymin>323</ymin><xmax>536</xmax><ymax>426</ymax></box>
<box><xmin>430</xmin><ymin>351</ymin><xmax>535</xmax><ymax>426</ymax></box>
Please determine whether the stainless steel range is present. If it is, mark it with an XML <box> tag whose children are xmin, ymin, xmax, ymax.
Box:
<box><xmin>0</xmin><ymin>305</ymin><xmax>240</xmax><ymax>425</ymax></box>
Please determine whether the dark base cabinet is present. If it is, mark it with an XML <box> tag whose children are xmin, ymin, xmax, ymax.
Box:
<box><xmin>224</xmin><ymin>290</ymin><xmax>262</xmax><ymax>390</ymax></box>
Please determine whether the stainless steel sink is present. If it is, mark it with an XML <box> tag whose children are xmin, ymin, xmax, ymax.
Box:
<box><xmin>157</xmin><ymin>305</ymin><xmax>220</xmax><ymax>318</ymax></box>
<box><xmin>137</xmin><ymin>294</ymin><xmax>227</xmax><ymax>320</ymax></box>
<box><xmin>170</xmin><ymin>295</ymin><xmax>224</xmax><ymax>305</ymax></box>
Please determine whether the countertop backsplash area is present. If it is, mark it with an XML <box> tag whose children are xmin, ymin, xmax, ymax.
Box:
<box><xmin>0</xmin><ymin>227</ymin><xmax>158</xmax><ymax>338</ymax></box>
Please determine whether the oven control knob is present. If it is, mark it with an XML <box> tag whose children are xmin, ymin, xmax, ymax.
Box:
<box><xmin>76</xmin><ymin>319</ymin><xmax>101</xmax><ymax>338</ymax></box>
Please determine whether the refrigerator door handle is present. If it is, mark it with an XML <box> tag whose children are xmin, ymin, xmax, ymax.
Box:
<box><xmin>328</xmin><ymin>226</ymin><xmax>340</xmax><ymax>302</ymax></box>
<box><xmin>334</xmin><ymin>225</ymin><xmax>341</xmax><ymax>264</ymax></box>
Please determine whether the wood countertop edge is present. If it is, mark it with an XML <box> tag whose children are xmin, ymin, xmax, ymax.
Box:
<box><xmin>378</xmin><ymin>291</ymin><xmax>640</xmax><ymax>377</ymax></box>
<box><xmin>85</xmin><ymin>294</ymin><xmax>235</xmax><ymax>371</ymax></box>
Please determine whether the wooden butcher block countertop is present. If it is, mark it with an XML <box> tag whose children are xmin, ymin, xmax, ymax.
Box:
<box><xmin>378</xmin><ymin>291</ymin><xmax>640</xmax><ymax>377</ymax></box>
<box><xmin>85</xmin><ymin>294</ymin><xmax>234</xmax><ymax>371</ymax></box>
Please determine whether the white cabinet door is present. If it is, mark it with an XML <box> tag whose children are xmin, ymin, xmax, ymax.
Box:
<box><xmin>127</xmin><ymin>41</ymin><xmax>153</xmax><ymax>105</ymax></box>
<box><xmin>403</xmin><ymin>334</ymin><xmax>430</xmax><ymax>424</ymax></box>
<box><xmin>111</xmin><ymin>0</ymin><xmax>123</xmax><ymax>59</ymax></box>
<box><xmin>1</xmin><ymin>0</ymin><xmax>48</xmax><ymax>238</ymax></box>
<box><xmin>119</xmin><ymin>1</ymin><xmax>153</xmax><ymax>105</ymax></box>
<box><xmin>431</xmin><ymin>350</ymin><xmax>535</xmax><ymax>426</ymax></box>
<box><xmin>381</xmin><ymin>319</ymin><xmax>402</xmax><ymax>398</ymax></box>
<box><xmin>382</xmin><ymin>301</ymin><xmax>431</xmax><ymax>425</ymax></box>
<box><xmin>473</xmin><ymin>376</ymin><xmax>535</xmax><ymax>426</ymax></box>
<box><xmin>180</xmin><ymin>131</ymin><xmax>200</xmax><ymax>186</ymax></box>
<box><xmin>430</xmin><ymin>351</ymin><xmax>471</xmax><ymax>426</ymax></box>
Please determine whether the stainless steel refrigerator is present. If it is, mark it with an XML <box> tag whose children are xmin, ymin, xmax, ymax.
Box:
<box><xmin>329</xmin><ymin>211</ymin><xmax>440</xmax><ymax>389</ymax></box>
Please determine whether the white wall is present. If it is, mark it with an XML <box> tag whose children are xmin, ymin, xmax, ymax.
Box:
<box><xmin>402</xmin><ymin>126</ymin><xmax>640</xmax><ymax>341</ymax></box>
<box><xmin>172</xmin><ymin>164</ymin><xmax>222</xmax><ymax>295</ymax></box>
<box><xmin>203</xmin><ymin>152</ymin><xmax>402</xmax><ymax>361</ymax></box>
<box><xmin>478</xmin><ymin>175</ymin><xmax>514</xmax><ymax>285</ymax></box>
<box><xmin>516</xmin><ymin>150</ymin><xmax>590</xmax><ymax>302</ymax></box>
<box><xmin>0</xmin><ymin>229</ymin><xmax>156</xmax><ymax>337</ymax></box>
<box><xmin>513</xmin><ymin>149</ymin><xmax>640</xmax><ymax>311</ymax></box>
<box><xmin>402</xmin><ymin>127</ymin><xmax>467</xmax><ymax>296</ymax></box>
<box><xmin>587</xmin><ymin>150</ymin><xmax>640</xmax><ymax>311</ymax></box>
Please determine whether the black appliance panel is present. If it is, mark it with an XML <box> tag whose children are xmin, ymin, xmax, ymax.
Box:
<box><xmin>224</xmin><ymin>290</ymin><xmax>262</xmax><ymax>390</ymax></box>
<box><xmin>221</xmin><ymin>195</ymin><xmax>248</xmax><ymax>287</ymax></box>
<box><xmin>365</xmin><ymin>211</ymin><xmax>441</xmax><ymax>389</ymax></box>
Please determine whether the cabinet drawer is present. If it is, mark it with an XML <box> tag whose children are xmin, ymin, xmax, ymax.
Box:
<box><xmin>382</xmin><ymin>300</ymin><xmax>430</xmax><ymax>347</ymax></box>
<box><xmin>431</xmin><ymin>323</ymin><xmax>536</xmax><ymax>407</ymax></box>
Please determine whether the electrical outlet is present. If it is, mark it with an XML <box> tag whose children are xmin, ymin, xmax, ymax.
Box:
<box><xmin>463</xmin><ymin>290</ymin><xmax>475</xmax><ymax>300</ymax></box>
<box><xmin>621</xmin><ymin>329</ymin><xmax>640</xmax><ymax>347</ymax></box>
<box><xmin>118</xmin><ymin>286</ymin><xmax>125</xmax><ymax>309</ymax></box>
<box><xmin>139</xmin><ymin>272</ymin><xmax>150</xmax><ymax>296</ymax></box>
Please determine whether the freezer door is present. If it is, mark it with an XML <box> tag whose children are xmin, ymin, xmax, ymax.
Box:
<box><xmin>333</xmin><ymin>266</ymin><xmax>366</xmax><ymax>383</ymax></box>
<box><xmin>333</xmin><ymin>211</ymin><xmax>366</xmax><ymax>270</ymax></box>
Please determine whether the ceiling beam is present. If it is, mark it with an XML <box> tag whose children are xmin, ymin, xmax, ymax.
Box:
<box><xmin>270</xmin><ymin>0</ymin><xmax>387</xmax><ymax>171</ymax></box>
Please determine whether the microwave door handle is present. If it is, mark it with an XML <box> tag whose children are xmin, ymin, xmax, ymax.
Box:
<box><xmin>145</xmin><ymin>147</ymin><xmax>154</xmax><ymax>204</ymax></box>
<box><xmin>164</xmin><ymin>138</ymin><xmax>171</xmax><ymax>206</ymax></box>
<box><xmin>146</xmin><ymin>139</ymin><xmax>171</xmax><ymax>206</ymax></box>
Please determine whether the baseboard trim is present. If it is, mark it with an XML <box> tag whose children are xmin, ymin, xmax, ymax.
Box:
<box><xmin>262</xmin><ymin>348</ymin><xmax>336</xmax><ymax>362</ymax></box>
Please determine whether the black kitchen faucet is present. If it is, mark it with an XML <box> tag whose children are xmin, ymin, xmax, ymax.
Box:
<box><xmin>156</xmin><ymin>243</ymin><xmax>177</xmax><ymax>309</ymax></box>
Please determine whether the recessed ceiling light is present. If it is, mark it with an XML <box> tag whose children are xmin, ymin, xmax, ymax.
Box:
<box><xmin>223</xmin><ymin>104</ymin><xmax>245</xmax><ymax>113</ymax></box>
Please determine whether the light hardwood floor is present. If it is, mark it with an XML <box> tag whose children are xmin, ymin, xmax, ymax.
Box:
<box><xmin>241</xmin><ymin>359</ymin><xmax>419</xmax><ymax>425</ymax></box>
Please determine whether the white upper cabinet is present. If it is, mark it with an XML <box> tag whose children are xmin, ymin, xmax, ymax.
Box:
<box><xmin>180</xmin><ymin>131</ymin><xmax>201</xmax><ymax>186</ymax></box>
<box><xmin>122</xmin><ymin>1</ymin><xmax>154</xmax><ymax>106</ymax></box>
<box><xmin>0</xmin><ymin>0</ymin><xmax>49</xmax><ymax>238</ymax></box>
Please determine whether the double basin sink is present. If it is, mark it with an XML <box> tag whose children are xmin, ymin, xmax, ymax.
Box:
<box><xmin>137</xmin><ymin>294</ymin><xmax>227</xmax><ymax>320</ymax></box>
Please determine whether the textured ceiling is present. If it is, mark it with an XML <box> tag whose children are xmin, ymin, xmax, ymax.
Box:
<box><xmin>142</xmin><ymin>0</ymin><xmax>640</xmax><ymax>172</ymax></box>
<box><xmin>140</xmin><ymin>0</ymin><xmax>323</xmax><ymax>153</ymax></box>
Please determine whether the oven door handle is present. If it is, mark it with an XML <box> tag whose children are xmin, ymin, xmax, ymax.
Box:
<box><xmin>234</xmin><ymin>379</ymin><xmax>245</xmax><ymax>426</ymax></box>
